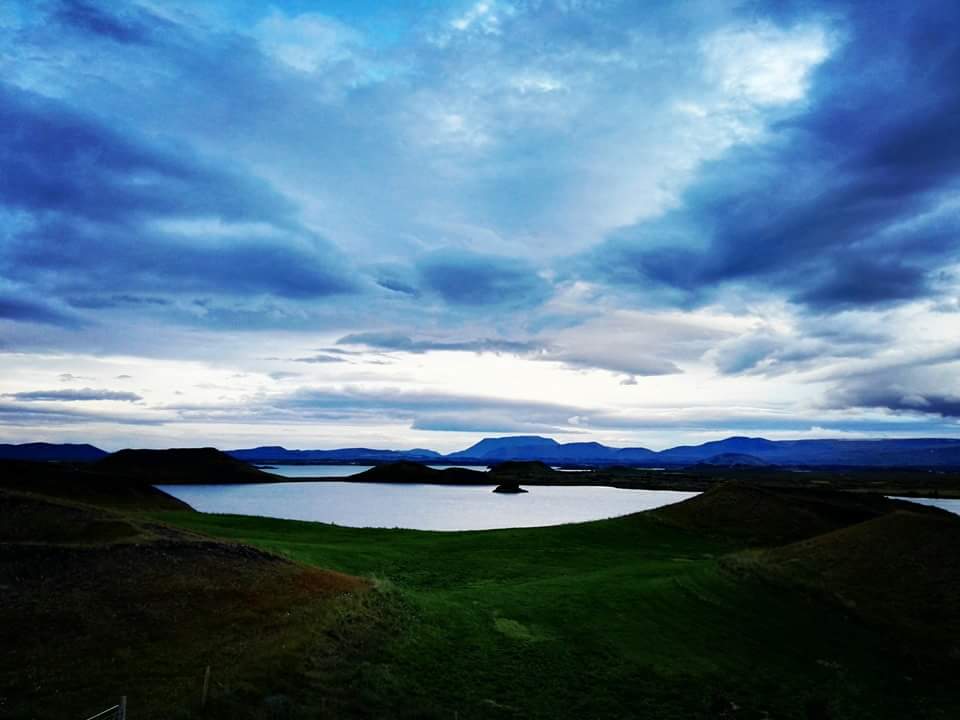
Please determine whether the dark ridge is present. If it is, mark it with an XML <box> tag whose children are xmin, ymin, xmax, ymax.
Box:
<box><xmin>0</xmin><ymin>442</ymin><xmax>108</xmax><ymax>462</ymax></box>
<box><xmin>653</xmin><ymin>481</ymin><xmax>941</xmax><ymax>545</ymax></box>
<box><xmin>694</xmin><ymin>452</ymin><xmax>770</xmax><ymax>467</ymax></box>
<box><xmin>0</xmin><ymin>459</ymin><xmax>192</xmax><ymax>511</ymax></box>
<box><xmin>761</xmin><ymin>510</ymin><xmax>960</xmax><ymax>663</ymax></box>
<box><xmin>352</xmin><ymin>461</ymin><xmax>486</xmax><ymax>484</ymax></box>
<box><xmin>96</xmin><ymin>447</ymin><xmax>271</xmax><ymax>484</ymax></box>
<box><xmin>489</xmin><ymin>460</ymin><xmax>557</xmax><ymax>478</ymax></box>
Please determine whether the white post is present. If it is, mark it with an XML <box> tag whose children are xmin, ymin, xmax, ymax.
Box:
<box><xmin>201</xmin><ymin>665</ymin><xmax>211</xmax><ymax>709</ymax></box>
<box><xmin>119</xmin><ymin>696</ymin><xmax>127</xmax><ymax>720</ymax></box>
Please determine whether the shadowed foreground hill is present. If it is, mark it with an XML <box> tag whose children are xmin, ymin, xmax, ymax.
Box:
<box><xmin>760</xmin><ymin>510</ymin><xmax>960</xmax><ymax>662</ymax></box>
<box><xmin>653</xmin><ymin>481</ymin><xmax>941</xmax><ymax>544</ymax></box>
<box><xmin>0</xmin><ymin>483</ymin><xmax>374</xmax><ymax>719</ymax></box>
<box><xmin>96</xmin><ymin>447</ymin><xmax>272</xmax><ymax>484</ymax></box>
<box><xmin>0</xmin><ymin>459</ymin><xmax>192</xmax><ymax>510</ymax></box>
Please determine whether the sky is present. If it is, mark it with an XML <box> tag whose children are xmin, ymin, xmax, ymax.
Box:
<box><xmin>1</xmin><ymin>0</ymin><xmax>960</xmax><ymax>452</ymax></box>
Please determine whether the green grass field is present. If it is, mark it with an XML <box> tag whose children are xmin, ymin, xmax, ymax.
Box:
<box><xmin>155</xmin><ymin>509</ymin><xmax>958</xmax><ymax>719</ymax></box>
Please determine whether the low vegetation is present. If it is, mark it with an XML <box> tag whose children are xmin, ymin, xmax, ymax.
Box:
<box><xmin>0</xmin><ymin>486</ymin><xmax>376</xmax><ymax>720</ymax></box>
<box><xmin>3</xmin><ymin>460</ymin><xmax>959</xmax><ymax>719</ymax></box>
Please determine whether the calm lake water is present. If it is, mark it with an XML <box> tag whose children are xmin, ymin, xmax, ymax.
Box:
<box><xmin>891</xmin><ymin>496</ymin><xmax>960</xmax><ymax>516</ymax></box>
<box><xmin>256</xmin><ymin>464</ymin><xmax>488</xmax><ymax>478</ymax></box>
<box><xmin>157</xmin><ymin>481</ymin><xmax>698</xmax><ymax>531</ymax></box>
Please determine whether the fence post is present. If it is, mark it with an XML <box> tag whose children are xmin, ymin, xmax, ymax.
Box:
<box><xmin>119</xmin><ymin>696</ymin><xmax>127</xmax><ymax>720</ymax></box>
<box><xmin>201</xmin><ymin>665</ymin><xmax>211</xmax><ymax>709</ymax></box>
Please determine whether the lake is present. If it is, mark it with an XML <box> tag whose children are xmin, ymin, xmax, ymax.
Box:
<box><xmin>255</xmin><ymin>464</ymin><xmax>488</xmax><ymax>478</ymax></box>
<box><xmin>890</xmin><ymin>496</ymin><xmax>960</xmax><ymax>516</ymax></box>
<box><xmin>157</xmin><ymin>481</ymin><xmax>698</xmax><ymax>531</ymax></box>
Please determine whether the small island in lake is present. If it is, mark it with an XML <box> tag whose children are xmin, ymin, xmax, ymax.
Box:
<box><xmin>492</xmin><ymin>480</ymin><xmax>529</xmax><ymax>494</ymax></box>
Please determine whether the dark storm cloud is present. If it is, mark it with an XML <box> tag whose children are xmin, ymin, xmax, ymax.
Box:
<box><xmin>587</xmin><ymin>0</ymin><xmax>960</xmax><ymax>312</ymax></box>
<box><xmin>416</xmin><ymin>249</ymin><xmax>552</xmax><ymax>308</ymax></box>
<box><xmin>830</xmin><ymin>386</ymin><xmax>960</xmax><ymax>419</ymax></box>
<box><xmin>54</xmin><ymin>0</ymin><xmax>156</xmax><ymax>45</ymax></box>
<box><xmin>0</xmin><ymin>82</ymin><xmax>293</xmax><ymax>224</ymax></box>
<box><xmin>0</xmin><ymin>293</ymin><xmax>81</xmax><ymax>327</ymax></box>
<box><xmin>6</xmin><ymin>388</ymin><xmax>143</xmax><ymax>402</ymax></box>
<box><xmin>9</xmin><ymin>219</ymin><xmax>357</xmax><ymax>300</ymax></box>
<box><xmin>0</xmin><ymin>82</ymin><xmax>359</xmax><ymax>321</ymax></box>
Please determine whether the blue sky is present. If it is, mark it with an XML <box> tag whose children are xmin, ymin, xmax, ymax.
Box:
<box><xmin>1</xmin><ymin>0</ymin><xmax>960</xmax><ymax>451</ymax></box>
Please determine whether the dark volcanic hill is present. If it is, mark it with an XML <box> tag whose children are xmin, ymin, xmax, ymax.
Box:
<box><xmin>654</xmin><ymin>482</ymin><xmax>942</xmax><ymax>545</ymax></box>
<box><xmin>0</xmin><ymin>442</ymin><xmax>108</xmax><ymax>462</ymax></box>
<box><xmin>352</xmin><ymin>461</ymin><xmax>486</xmax><ymax>484</ymax></box>
<box><xmin>96</xmin><ymin>447</ymin><xmax>272</xmax><ymax>484</ymax></box>
<box><xmin>761</xmin><ymin>510</ymin><xmax>960</xmax><ymax>663</ymax></box>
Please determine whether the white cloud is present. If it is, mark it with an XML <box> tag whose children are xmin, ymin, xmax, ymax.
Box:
<box><xmin>703</xmin><ymin>22</ymin><xmax>832</xmax><ymax>106</ymax></box>
<box><xmin>253</xmin><ymin>10</ymin><xmax>362</xmax><ymax>73</ymax></box>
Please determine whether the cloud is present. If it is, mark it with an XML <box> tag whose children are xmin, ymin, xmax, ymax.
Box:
<box><xmin>168</xmin><ymin>385</ymin><xmax>590</xmax><ymax>435</ymax></box>
<box><xmin>337</xmin><ymin>331</ymin><xmax>538</xmax><ymax>355</ymax></box>
<box><xmin>0</xmin><ymin>402</ymin><xmax>161</xmax><ymax>426</ymax></box>
<box><xmin>830</xmin><ymin>386</ymin><xmax>960</xmax><ymax>418</ymax></box>
<box><xmin>4</xmin><ymin>0</ymin><xmax>960</xmax><ymax>449</ymax></box>
<box><xmin>0</xmin><ymin>293</ymin><xmax>81</xmax><ymax>327</ymax></box>
<box><xmin>0</xmin><ymin>80</ymin><xmax>361</xmax><ymax>334</ymax></box>
<box><xmin>584</xmin><ymin>0</ymin><xmax>960</xmax><ymax>311</ymax></box>
<box><xmin>336</xmin><ymin>327</ymin><xmax>681</xmax><ymax>377</ymax></box>
<box><xmin>415</xmin><ymin>249</ymin><xmax>552</xmax><ymax>308</ymax></box>
<box><xmin>6</xmin><ymin>388</ymin><xmax>143</xmax><ymax>402</ymax></box>
<box><xmin>54</xmin><ymin>0</ymin><xmax>156</xmax><ymax>45</ymax></box>
<box><xmin>291</xmin><ymin>354</ymin><xmax>348</xmax><ymax>364</ymax></box>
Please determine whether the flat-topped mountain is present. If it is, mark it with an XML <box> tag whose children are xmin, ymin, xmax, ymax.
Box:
<box><xmin>447</xmin><ymin>436</ymin><xmax>656</xmax><ymax>462</ymax></box>
<box><xmin>0</xmin><ymin>442</ymin><xmax>108</xmax><ymax>462</ymax></box>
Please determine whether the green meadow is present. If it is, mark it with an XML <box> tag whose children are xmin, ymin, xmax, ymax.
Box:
<box><xmin>155</xmin><ymin>508</ymin><xmax>956</xmax><ymax>719</ymax></box>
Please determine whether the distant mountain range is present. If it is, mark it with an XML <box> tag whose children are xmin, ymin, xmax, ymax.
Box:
<box><xmin>6</xmin><ymin>435</ymin><xmax>960</xmax><ymax>468</ymax></box>
<box><xmin>224</xmin><ymin>435</ymin><xmax>960</xmax><ymax>468</ymax></box>
<box><xmin>227</xmin><ymin>446</ymin><xmax>442</xmax><ymax>463</ymax></box>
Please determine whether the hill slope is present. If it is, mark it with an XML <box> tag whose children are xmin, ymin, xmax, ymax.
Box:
<box><xmin>653</xmin><ymin>481</ymin><xmax>936</xmax><ymax>544</ymax></box>
<box><xmin>0</xmin><ymin>485</ymin><xmax>373</xmax><ymax>719</ymax></box>
<box><xmin>760</xmin><ymin>510</ymin><xmax>960</xmax><ymax>662</ymax></box>
<box><xmin>96</xmin><ymin>447</ymin><xmax>272</xmax><ymax>484</ymax></box>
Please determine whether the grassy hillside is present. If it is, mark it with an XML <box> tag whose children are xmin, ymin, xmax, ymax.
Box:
<box><xmin>158</xmin><ymin>503</ymin><xmax>960</xmax><ymax>719</ymax></box>
<box><xmin>758</xmin><ymin>510</ymin><xmax>960</xmax><ymax>663</ymax></box>
<box><xmin>0</xmin><ymin>486</ymin><xmax>377</xmax><ymax>720</ymax></box>
<box><xmin>6</xmin><ymin>465</ymin><xmax>958</xmax><ymax>719</ymax></box>
<box><xmin>653</xmin><ymin>481</ymin><xmax>945</xmax><ymax>544</ymax></box>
